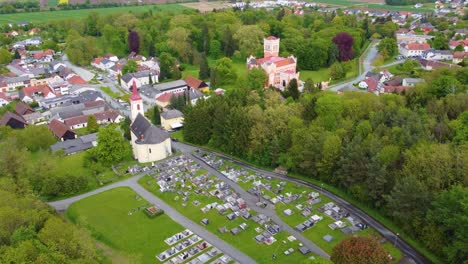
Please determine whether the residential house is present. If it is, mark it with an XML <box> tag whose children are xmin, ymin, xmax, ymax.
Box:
<box><xmin>48</xmin><ymin>119</ymin><xmax>77</xmax><ymax>141</ymax></box>
<box><xmin>188</xmin><ymin>88</ymin><xmax>208</xmax><ymax>106</ymax></box>
<box><xmin>139</xmin><ymin>80</ymin><xmax>189</xmax><ymax>106</ymax></box>
<box><xmin>455</xmin><ymin>29</ymin><xmax>468</xmax><ymax>37</ymax></box>
<box><xmin>23</xmin><ymin>112</ymin><xmax>45</xmax><ymax>124</ymax></box>
<box><xmin>155</xmin><ymin>92</ymin><xmax>184</xmax><ymax>108</ymax></box>
<box><xmin>417</xmin><ymin>58</ymin><xmax>461</xmax><ymax>70</ymax></box>
<box><xmin>50</xmin><ymin>133</ymin><xmax>98</xmax><ymax>155</ymax></box>
<box><xmin>0</xmin><ymin>92</ymin><xmax>10</xmax><ymax>107</ymax></box>
<box><xmin>120</xmin><ymin>70</ymin><xmax>158</xmax><ymax>91</ymax></box>
<box><xmin>184</xmin><ymin>76</ymin><xmax>209</xmax><ymax>92</ymax></box>
<box><xmin>49</xmin><ymin>61</ymin><xmax>67</xmax><ymax>72</ymax></box>
<box><xmin>422</xmin><ymin>49</ymin><xmax>454</xmax><ymax>61</ymax></box>
<box><xmin>453</xmin><ymin>51</ymin><xmax>468</xmax><ymax>64</ymax></box>
<box><xmin>14</xmin><ymin>102</ymin><xmax>34</xmax><ymax>116</ymax></box>
<box><xmin>395</xmin><ymin>33</ymin><xmax>433</xmax><ymax>44</ymax></box>
<box><xmin>160</xmin><ymin>109</ymin><xmax>184</xmax><ymax>130</ymax></box>
<box><xmin>449</xmin><ymin>40</ymin><xmax>468</xmax><ymax>52</ymax></box>
<box><xmin>19</xmin><ymin>84</ymin><xmax>56</xmax><ymax>103</ymax></box>
<box><xmin>358</xmin><ymin>77</ymin><xmax>379</xmax><ymax>91</ymax></box>
<box><xmin>3</xmin><ymin>75</ymin><xmax>30</xmax><ymax>92</ymax></box>
<box><xmin>32</xmin><ymin>49</ymin><xmax>54</xmax><ymax>63</ymax></box>
<box><xmin>63</xmin><ymin>109</ymin><xmax>123</xmax><ymax>130</ymax></box>
<box><xmin>39</xmin><ymin>90</ymin><xmax>103</xmax><ymax>109</ymax></box>
<box><xmin>402</xmin><ymin>78</ymin><xmax>425</xmax><ymax>87</ymax></box>
<box><xmin>399</xmin><ymin>43</ymin><xmax>431</xmax><ymax>57</ymax></box>
<box><xmin>0</xmin><ymin>112</ymin><xmax>27</xmax><ymax>129</ymax></box>
<box><xmin>66</xmin><ymin>75</ymin><xmax>87</xmax><ymax>85</ymax></box>
<box><xmin>28</xmin><ymin>28</ymin><xmax>41</xmax><ymax>35</ymax></box>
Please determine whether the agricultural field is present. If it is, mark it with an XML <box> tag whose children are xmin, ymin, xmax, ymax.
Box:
<box><xmin>0</xmin><ymin>3</ymin><xmax>187</xmax><ymax>24</ymax></box>
<box><xmin>181</xmin><ymin>1</ymin><xmax>229</xmax><ymax>12</ymax></box>
<box><xmin>66</xmin><ymin>187</ymin><xmax>187</xmax><ymax>264</ymax></box>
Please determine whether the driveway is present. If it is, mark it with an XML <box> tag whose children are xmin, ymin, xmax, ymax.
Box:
<box><xmin>62</xmin><ymin>55</ymin><xmax>95</xmax><ymax>81</ymax></box>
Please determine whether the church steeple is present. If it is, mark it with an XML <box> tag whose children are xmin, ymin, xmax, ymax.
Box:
<box><xmin>130</xmin><ymin>80</ymin><xmax>144</xmax><ymax>121</ymax></box>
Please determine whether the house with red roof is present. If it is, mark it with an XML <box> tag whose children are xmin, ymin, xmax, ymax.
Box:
<box><xmin>19</xmin><ymin>84</ymin><xmax>56</xmax><ymax>103</ymax></box>
<box><xmin>449</xmin><ymin>40</ymin><xmax>468</xmax><ymax>52</ymax></box>
<box><xmin>48</xmin><ymin>119</ymin><xmax>76</xmax><ymax>141</ymax></box>
<box><xmin>32</xmin><ymin>49</ymin><xmax>54</xmax><ymax>62</ymax></box>
<box><xmin>63</xmin><ymin>109</ymin><xmax>123</xmax><ymax>130</ymax></box>
<box><xmin>0</xmin><ymin>112</ymin><xmax>27</xmax><ymax>129</ymax></box>
<box><xmin>247</xmin><ymin>36</ymin><xmax>299</xmax><ymax>90</ymax></box>
<box><xmin>66</xmin><ymin>75</ymin><xmax>87</xmax><ymax>85</ymax></box>
<box><xmin>453</xmin><ymin>51</ymin><xmax>468</xmax><ymax>64</ymax></box>
<box><xmin>0</xmin><ymin>92</ymin><xmax>10</xmax><ymax>107</ymax></box>
<box><xmin>155</xmin><ymin>91</ymin><xmax>184</xmax><ymax>108</ymax></box>
<box><xmin>184</xmin><ymin>76</ymin><xmax>209</xmax><ymax>92</ymax></box>
<box><xmin>399</xmin><ymin>42</ymin><xmax>431</xmax><ymax>57</ymax></box>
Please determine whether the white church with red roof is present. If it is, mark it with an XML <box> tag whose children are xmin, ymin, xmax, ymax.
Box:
<box><xmin>129</xmin><ymin>81</ymin><xmax>171</xmax><ymax>163</ymax></box>
<box><xmin>247</xmin><ymin>36</ymin><xmax>299</xmax><ymax>90</ymax></box>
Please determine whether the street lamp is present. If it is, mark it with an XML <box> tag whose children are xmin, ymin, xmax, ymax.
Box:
<box><xmin>394</xmin><ymin>233</ymin><xmax>399</xmax><ymax>247</ymax></box>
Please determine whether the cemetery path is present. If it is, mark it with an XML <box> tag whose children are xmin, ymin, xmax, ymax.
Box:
<box><xmin>48</xmin><ymin>173</ymin><xmax>256</xmax><ymax>264</ymax></box>
<box><xmin>173</xmin><ymin>142</ymin><xmax>429</xmax><ymax>264</ymax></box>
<box><xmin>189</xmin><ymin>153</ymin><xmax>330</xmax><ymax>259</ymax></box>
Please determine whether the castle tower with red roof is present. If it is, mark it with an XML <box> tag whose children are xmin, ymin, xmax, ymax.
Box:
<box><xmin>130</xmin><ymin>80</ymin><xmax>144</xmax><ymax>121</ymax></box>
<box><xmin>264</xmin><ymin>36</ymin><xmax>280</xmax><ymax>57</ymax></box>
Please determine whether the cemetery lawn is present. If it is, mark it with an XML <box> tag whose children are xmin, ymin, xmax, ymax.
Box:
<box><xmin>237</xmin><ymin>175</ymin><xmax>403</xmax><ymax>263</ymax></box>
<box><xmin>138</xmin><ymin>175</ymin><xmax>315</xmax><ymax>264</ymax></box>
<box><xmin>66</xmin><ymin>187</ymin><xmax>185</xmax><ymax>264</ymax></box>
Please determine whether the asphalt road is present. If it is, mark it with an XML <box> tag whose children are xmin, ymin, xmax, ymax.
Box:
<box><xmin>48</xmin><ymin>172</ymin><xmax>255</xmax><ymax>264</ymax></box>
<box><xmin>172</xmin><ymin>142</ymin><xmax>429</xmax><ymax>264</ymax></box>
<box><xmin>329</xmin><ymin>41</ymin><xmax>405</xmax><ymax>92</ymax></box>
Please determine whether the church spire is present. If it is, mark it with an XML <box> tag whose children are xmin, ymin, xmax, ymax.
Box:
<box><xmin>129</xmin><ymin>80</ymin><xmax>144</xmax><ymax>121</ymax></box>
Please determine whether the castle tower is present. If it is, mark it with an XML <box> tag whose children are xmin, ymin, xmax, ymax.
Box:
<box><xmin>264</xmin><ymin>36</ymin><xmax>280</xmax><ymax>57</ymax></box>
<box><xmin>130</xmin><ymin>80</ymin><xmax>144</xmax><ymax>121</ymax></box>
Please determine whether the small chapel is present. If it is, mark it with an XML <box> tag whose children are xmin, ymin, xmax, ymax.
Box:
<box><xmin>247</xmin><ymin>36</ymin><xmax>299</xmax><ymax>90</ymax></box>
<box><xmin>129</xmin><ymin>81</ymin><xmax>172</xmax><ymax>163</ymax></box>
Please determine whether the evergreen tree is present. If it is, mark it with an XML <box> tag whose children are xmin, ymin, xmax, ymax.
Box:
<box><xmin>152</xmin><ymin>106</ymin><xmax>160</xmax><ymax>125</ymax></box>
<box><xmin>282</xmin><ymin>78</ymin><xmax>300</xmax><ymax>100</ymax></box>
<box><xmin>199</xmin><ymin>52</ymin><xmax>210</xmax><ymax>80</ymax></box>
<box><xmin>87</xmin><ymin>115</ymin><xmax>99</xmax><ymax>133</ymax></box>
<box><xmin>128</xmin><ymin>31</ymin><xmax>140</xmax><ymax>54</ymax></box>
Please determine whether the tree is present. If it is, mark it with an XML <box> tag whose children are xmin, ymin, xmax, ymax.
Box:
<box><xmin>297</xmin><ymin>40</ymin><xmax>328</xmax><ymax>70</ymax></box>
<box><xmin>151</xmin><ymin>106</ymin><xmax>161</xmax><ymax>126</ymax></box>
<box><xmin>120</xmin><ymin>116</ymin><xmax>131</xmax><ymax>140</ymax></box>
<box><xmin>13</xmin><ymin>49</ymin><xmax>20</xmax><ymax>60</ymax></box>
<box><xmin>93</xmin><ymin>126</ymin><xmax>131</xmax><ymax>165</ymax></box>
<box><xmin>303</xmin><ymin>78</ymin><xmax>317</xmax><ymax>93</ymax></box>
<box><xmin>122</xmin><ymin>60</ymin><xmax>138</xmax><ymax>75</ymax></box>
<box><xmin>0</xmin><ymin>48</ymin><xmax>12</xmax><ymax>64</ymax></box>
<box><xmin>332</xmin><ymin>32</ymin><xmax>354</xmax><ymax>62</ymax></box>
<box><xmin>128</xmin><ymin>30</ymin><xmax>140</xmax><ymax>54</ymax></box>
<box><xmin>331</xmin><ymin>236</ymin><xmax>391</xmax><ymax>264</ymax></box>
<box><xmin>377</xmin><ymin>37</ymin><xmax>398</xmax><ymax>59</ymax></box>
<box><xmin>247</xmin><ymin>68</ymin><xmax>267</xmax><ymax>91</ymax></box>
<box><xmin>424</xmin><ymin>185</ymin><xmax>468</xmax><ymax>263</ymax></box>
<box><xmin>330</xmin><ymin>62</ymin><xmax>346</xmax><ymax>80</ymax></box>
<box><xmin>87</xmin><ymin>115</ymin><xmax>98</xmax><ymax>133</ymax></box>
<box><xmin>233</xmin><ymin>25</ymin><xmax>265</xmax><ymax>56</ymax></box>
<box><xmin>282</xmin><ymin>78</ymin><xmax>299</xmax><ymax>100</ymax></box>
<box><xmin>159</xmin><ymin>52</ymin><xmax>177</xmax><ymax>80</ymax></box>
<box><xmin>210</xmin><ymin>57</ymin><xmax>237</xmax><ymax>86</ymax></box>
<box><xmin>167</xmin><ymin>27</ymin><xmax>192</xmax><ymax>62</ymax></box>
<box><xmin>327</xmin><ymin>43</ymin><xmax>339</xmax><ymax>66</ymax></box>
<box><xmin>431</xmin><ymin>34</ymin><xmax>449</xmax><ymax>50</ymax></box>
<box><xmin>428</xmin><ymin>76</ymin><xmax>461</xmax><ymax>98</ymax></box>
<box><xmin>199</xmin><ymin>52</ymin><xmax>210</xmax><ymax>80</ymax></box>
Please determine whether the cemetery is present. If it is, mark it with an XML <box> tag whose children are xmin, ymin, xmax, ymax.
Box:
<box><xmin>194</xmin><ymin>152</ymin><xmax>403</xmax><ymax>260</ymax></box>
<box><xmin>139</xmin><ymin>155</ymin><xmax>319</xmax><ymax>263</ymax></box>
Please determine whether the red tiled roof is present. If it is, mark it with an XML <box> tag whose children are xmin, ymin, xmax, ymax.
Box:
<box><xmin>266</xmin><ymin>36</ymin><xmax>278</xmax><ymax>40</ymax></box>
<box><xmin>184</xmin><ymin>76</ymin><xmax>208</xmax><ymax>89</ymax></box>
<box><xmin>48</xmin><ymin>119</ymin><xmax>75</xmax><ymax>139</ymax></box>
<box><xmin>14</xmin><ymin>102</ymin><xmax>33</xmax><ymax>115</ymax></box>
<box><xmin>21</xmin><ymin>85</ymin><xmax>54</xmax><ymax>98</ymax></box>
<box><xmin>407</xmin><ymin>43</ymin><xmax>431</xmax><ymax>51</ymax></box>
<box><xmin>130</xmin><ymin>80</ymin><xmax>141</xmax><ymax>101</ymax></box>
<box><xmin>93</xmin><ymin>57</ymin><xmax>104</xmax><ymax>65</ymax></box>
<box><xmin>384</xmin><ymin>85</ymin><xmax>409</xmax><ymax>94</ymax></box>
<box><xmin>0</xmin><ymin>111</ymin><xmax>26</xmax><ymax>127</ymax></box>
<box><xmin>67</xmin><ymin>75</ymin><xmax>87</xmax><ymax>85</ymax></box>
<box><xmin>0</xmin><ymin>92</ymin><xmax>9</xmax><ymax>101</ymax></box>
<box><xmin>83</xmin><ymin>100</ymin><xmax>105</xmax><ymax>108</ymax></box>
<box><xmin>453</xmin><ymin>51</ymin><xmax>468</xmax><ymax>59</ymax></box>
<box><xmin>364</xmin><ymin>78</ymin><xmax>378</xmax><ymax>91</ymax></box>
<box><xmin>449</xmin><ymin>40</ymin><xmax>464</xmax><ymax>47</ymax></box>
<box><xmin>157</xmin><ymin>92</ymin><xmax>184</xmax><ymax>103</ymax></box>
<box><xmin>64</xmin><ymin>110</ymin><xmax>120</xmax><ymax>127</ymax></box>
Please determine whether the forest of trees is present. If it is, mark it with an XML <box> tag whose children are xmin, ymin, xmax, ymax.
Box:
<box><xmin>183</xmin><ymin>66</ymin><xmax>468</xmax><ymax>263</ymax></box>
<box><xmin>45</xmin><ymin>8</ymin><xmax>404</xmax><ymax>69</ymax></box>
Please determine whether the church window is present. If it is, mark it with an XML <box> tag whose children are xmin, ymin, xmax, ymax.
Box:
<box><xmin>149</xmin><ymin>148</ymin><xmax>152</xmax><ymax>153</ymax></box>
<box><xmin>137</xmin><ymin>104</ymin><xmax>140</xmax><ymax>111</ymax></box>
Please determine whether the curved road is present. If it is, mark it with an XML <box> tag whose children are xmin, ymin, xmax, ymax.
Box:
<box><xmin>172</xmin><ymin>142</ymin><xmax>429</xmax><ymax>264</ymax></box>
<box><xmin>49</xmin><ymin>173</ymin><xmax>256</xmax><ymax>264</ymax></box>
<box><xmin>328</xmin><ymin>41</ymin><xmax>405</xmax><ymax>92</ymax></box>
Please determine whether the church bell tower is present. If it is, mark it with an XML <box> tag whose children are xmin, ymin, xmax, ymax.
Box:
<box><xmin>130</xmin><ymin>80</ymin><xmax>144</xmax><ymax>121</ymax></box>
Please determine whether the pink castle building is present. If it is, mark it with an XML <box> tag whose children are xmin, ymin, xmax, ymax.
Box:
<box><xmin>247</xmin><ymin>36</ymin><xmax>299</xmax><ymax>90</ymax></box>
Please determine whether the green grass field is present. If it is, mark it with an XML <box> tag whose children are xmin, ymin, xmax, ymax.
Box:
<box><xmin>139</xmin><ymin>174</ymin><xmax>316</xmax><ymax>264</ymax></box>
<box><xmin>66</xmin><ymin>187</ymin><xmax>186</xmax><ymax>264</ymax></box>
<box><xmin>0</xmin><ymin>4</ymin><xmax>187</xmax><ymax>24</ymax></box>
